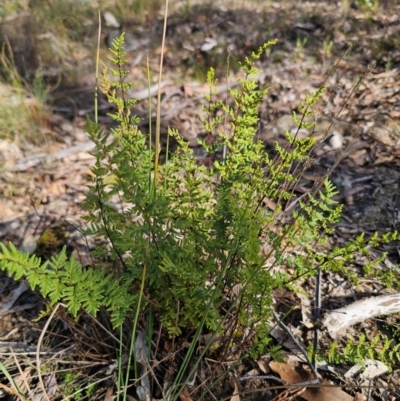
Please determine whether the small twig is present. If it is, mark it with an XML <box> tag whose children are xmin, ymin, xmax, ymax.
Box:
<box><xmin>142</xmin><ymin>349</ymin><xmax>167</xmax><ymax>400</ymax></box>
<box><xmin>83</xmin><ymin>308</ymin><xmax>122</xmax><ymax>346</ymax></box>
<box><xmin>238</xmin><ymin>375</ymin><xmax>319</xmax><ymax>386</ymax></box>
<box><xmin>269</xmin><ymin>386</ymin><xmax>306</xmax><ymax>401</ymax></box>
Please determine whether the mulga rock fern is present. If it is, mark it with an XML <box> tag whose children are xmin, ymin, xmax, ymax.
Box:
<box><xmin>0</xmin><ymin>33</ymin><xmax>399</xmax><ymax>363</ymax></box>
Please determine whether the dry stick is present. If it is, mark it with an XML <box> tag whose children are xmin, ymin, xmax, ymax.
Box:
<box><xmin>367</xmin><ymin>380</ymin><xmax>373</xmax><ymax>401</ymax></box>
<box><xmin>238</xmin><ymin>375</ymin><xmax>316</xmax><ymax>387</ymax></box>
<box><xmin>36</xmin><ymin>303</ymin><xmax>65</xmax><ymax>401</ymax></box>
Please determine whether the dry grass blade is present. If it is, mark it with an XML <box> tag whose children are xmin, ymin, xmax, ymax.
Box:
<box><xmin>36</xmin><ymin>303</ymin><xmax>65</xmax><ymax>401</ymax></box>
<box><xmin>0</xmin><ymin>382</ymin><xmax>27</xmax><ymax>400</ymax></box>
<box><xmin>10</xmin><ymin>348</ymin><xmax>34</xmax><ymax>400</ymax></box>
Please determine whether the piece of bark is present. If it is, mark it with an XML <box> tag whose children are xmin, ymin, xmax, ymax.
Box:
<box><xmin>323</xmin><ymin>293</ymin><xmax>400</xmax><ymax>339</ymax></box>
<box><xmin>0</xmin><ymin>282</ymin><xmax>28</xmax><ymax>313</ymax></box>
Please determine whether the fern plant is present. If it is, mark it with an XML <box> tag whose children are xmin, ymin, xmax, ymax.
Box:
<box><xmin>309</xmin><ymin>331</ymin><xmax>400</xmax><ymax>372</ymax></box>
<box><xmin>0</xmin><ymin>32</ymin><xmax>399</xmax><ymax>377</ymax></box>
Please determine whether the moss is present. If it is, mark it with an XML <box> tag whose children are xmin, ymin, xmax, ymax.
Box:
<box><xmin>36</xmin><ymin>224</ymin><xmax>69</xmax><ymax>260</ymax></box>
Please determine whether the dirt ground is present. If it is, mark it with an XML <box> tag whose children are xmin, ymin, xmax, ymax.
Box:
<box><xmin>1</xmin><ymin>1</ymin><xmax>400</xmax><ymax>400</ymax></box>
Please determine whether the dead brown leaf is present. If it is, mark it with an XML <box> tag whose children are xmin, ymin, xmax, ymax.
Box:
<box><xmin>230</xmin><ymin>380</ymin><xmax>240</xmax><ymax>401</ymax></box>
<box><xmin>352</xmin><ymin>393</ymin><xmax>366</xmax><ymax>401</ymax></box>
<box><xmin>269</xmin><ymin>361</ymin><xmax>353</xmax><ymax>401</ymax></box>
<box><xmin>180</xmin><ymin>386</ymin><xmax>193</xmax><ymax>401</ymax></box>
<box><xmin>257</xmin><ymin>359</ymin><xmax>270</xmax><ymax>374</ymax></box>
<box><xmin>103</xmin><ymin>387</ymin><xmax>115</xmax><ymax>401</ymax></box>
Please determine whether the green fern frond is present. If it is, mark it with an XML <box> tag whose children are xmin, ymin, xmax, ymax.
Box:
<box><xmin>0</xmin><ymin>243</ymin><xmax>134</xmax><ymax>326</ymax></box>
